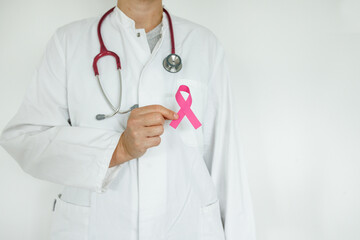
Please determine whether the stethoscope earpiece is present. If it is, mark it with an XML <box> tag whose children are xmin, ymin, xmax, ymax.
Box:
<box><xmin>96</xmin><ymin>114</ymin><xmax>106</xmax><ymax>120</ymax></box>
<box><xmin>163</xmin><ymin>54</ymin><xmax>182</xmax><ymax>73</ymax></box>
<box><xmin>95</xmin><ymin>104</ymin><xmax>139</xmax><ymax>120</ymax></box>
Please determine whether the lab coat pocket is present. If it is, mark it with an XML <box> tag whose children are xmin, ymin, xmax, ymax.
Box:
<box><xmin>50</xmin><ymin>194</ymin><xmax>90</xmax><ymax>240</ymax></box>
<box><xmin>200</xmin><ymin>199</ymin><xmax>225</xmax><ymax>240</ymax></box>
<box><xmin>167</xmin><ymin>79</ymin><xmax>207</xmax><ymax>148</ymax></box>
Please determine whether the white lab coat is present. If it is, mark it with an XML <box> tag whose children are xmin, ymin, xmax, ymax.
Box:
<box><xmin>0</xmin><ymin>5</ymin><xmax>256</xmax><ymax>240</ymax></box>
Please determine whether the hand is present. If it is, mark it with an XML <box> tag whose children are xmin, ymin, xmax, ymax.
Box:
<box><xmin>110</xmin><ymin>105</ymin><xmax>179</xmax><ymax>167</ymax></box>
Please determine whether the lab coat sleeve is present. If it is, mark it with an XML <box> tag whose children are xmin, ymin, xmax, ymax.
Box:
<box><xmin>0</xmin><ymin>30</ymin><xmax>123</xmax><ymax>193</ymax></box>
<box><xmin>202</xmin><ymin>39</ymin><xmax>256</xmax><ymax>239</ymax></box>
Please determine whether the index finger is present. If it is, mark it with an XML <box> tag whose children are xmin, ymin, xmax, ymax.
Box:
<box><xmin>137</xmin><ymin>104</ymin><xmax>178</xmax><ymax>120</ymax></box>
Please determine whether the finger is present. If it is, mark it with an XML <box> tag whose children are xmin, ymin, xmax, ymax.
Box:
<box><xmin>137</xmin><ymin>104</ymin><xmax>178</xmax><ymax>120</ymax></box>
<box><xmin>144</xmin><ymin>125</ymin><xmax>164</xmax><ymax>137</ymax></box>
<box><xmin>140</xmin><ymin>112</ymin><xmax>165</xmax><ymax>126</ymax></box>
<box><xmin>144</xmin><ymin>136</ymin><xmax>161</xmax><ymax>148</ymax></box>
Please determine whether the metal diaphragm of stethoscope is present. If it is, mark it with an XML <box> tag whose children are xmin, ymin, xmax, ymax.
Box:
<box><xmin>93</xmin><ymin>7</ymin><xmax>182</xmax><ymax>120</ymax></box>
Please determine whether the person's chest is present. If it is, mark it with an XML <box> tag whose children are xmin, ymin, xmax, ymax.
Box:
<box><xmin>63</xmin><ymin>17</ymin><xmax>212</xmax><ymax>149</ymax></box>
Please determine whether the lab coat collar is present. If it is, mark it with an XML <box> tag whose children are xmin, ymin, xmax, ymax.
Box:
<box><xmin>112</xmin><ymin>4</ymin><xmax>170</xmax><ymax>34</ymax></box>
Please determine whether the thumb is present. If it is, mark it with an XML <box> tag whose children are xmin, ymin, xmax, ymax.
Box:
<box><xmin>165</xmin><ymin>109</ymin><xmax>179</xmax><ymax>120</ymax></box>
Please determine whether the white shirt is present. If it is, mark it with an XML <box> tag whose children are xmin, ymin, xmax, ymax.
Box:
<box><xmin>0</xmin><ymin>5</ymin><xmax>256</xmax><ymax>240</ymax></box>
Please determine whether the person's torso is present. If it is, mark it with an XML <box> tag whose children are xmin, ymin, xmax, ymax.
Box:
<box><xmin>51</xmin><ymin>7</ymin><xmax>224</xmax><ymax>240</ymax></box>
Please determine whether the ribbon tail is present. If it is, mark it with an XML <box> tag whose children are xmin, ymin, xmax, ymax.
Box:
<box><xmin>185</xmin><ymin>109</ymin><xmax>202</xmax><ymax>129</ymax></box>
<box><xmin>170</xmin><ymin>109</ymin><xmax>185</xmax><ymax>129</ymax></box>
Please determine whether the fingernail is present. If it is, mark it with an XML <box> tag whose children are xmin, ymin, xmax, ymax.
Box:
<box><xmin>174</xmin><ymin>113</ymin><xmax>178</xmax><ymax>119</ymax></box>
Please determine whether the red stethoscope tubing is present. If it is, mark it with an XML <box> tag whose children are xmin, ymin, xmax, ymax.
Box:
<box><xmin>163</xmin><ymin>8</ymin><xmax>175</xmax><ymax>55</ymax></box>
<box><xmin>92</xmin><ymin>7</ymin><xmax>175</xmax><ymax>76</ymax></box>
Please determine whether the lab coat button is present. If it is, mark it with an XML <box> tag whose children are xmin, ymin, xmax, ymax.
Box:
<box><xmin>137</xmin><ymin>32</ymin><xmax>140</xmax><ymax>37</ymax></box>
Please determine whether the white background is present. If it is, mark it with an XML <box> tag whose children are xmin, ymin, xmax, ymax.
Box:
<box><xmin>0</xmin><ymin>0</ymin><xmax>359</xmax><ymax>239</ymax></box>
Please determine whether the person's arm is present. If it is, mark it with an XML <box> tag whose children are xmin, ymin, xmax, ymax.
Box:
<box><xmin>202</xmin><ymin>38</ymin><xmax>256</xmax><ymax>239</ymax></box>
<box><xmin>0</xmin><ymin>29</ymin><xmax>123</xmax><ymax>193</ymax></box>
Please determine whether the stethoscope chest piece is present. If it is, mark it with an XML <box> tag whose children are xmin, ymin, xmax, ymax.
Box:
<box><xmin>163</xmin><ymin>53</ymin><xmax>182</xmax><ymax>73</ymax></box>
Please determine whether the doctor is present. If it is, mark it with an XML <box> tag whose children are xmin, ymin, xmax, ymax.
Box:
<box><xmin>0</xmin><ymin>0</ymin><xmax>256</xmax><ymax>239</ymax></box>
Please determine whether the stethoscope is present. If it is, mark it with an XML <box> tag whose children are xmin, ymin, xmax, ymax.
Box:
<box><xmin>93</xmin><ymin>7</ymin><xmax>182</xmax><ymax>120</ymax></box>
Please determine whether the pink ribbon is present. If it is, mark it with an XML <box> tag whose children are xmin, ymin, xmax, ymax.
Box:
<box><xmin>170</xmin><ymin>85</ymin><xmax>202</xmax><ymax>129</ymax></box>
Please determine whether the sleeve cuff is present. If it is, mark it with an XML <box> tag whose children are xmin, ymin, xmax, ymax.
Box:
<box><xmin>95</xmin><ymin>132</ymin><xmax>123</xmax><ymax>193</ymax></box>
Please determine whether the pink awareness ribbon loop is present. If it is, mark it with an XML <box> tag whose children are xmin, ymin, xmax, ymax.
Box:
<box><xmin>170</xmin><ymin>85</ymin><xmax>202</xmax><ymax>129</ymax></box>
